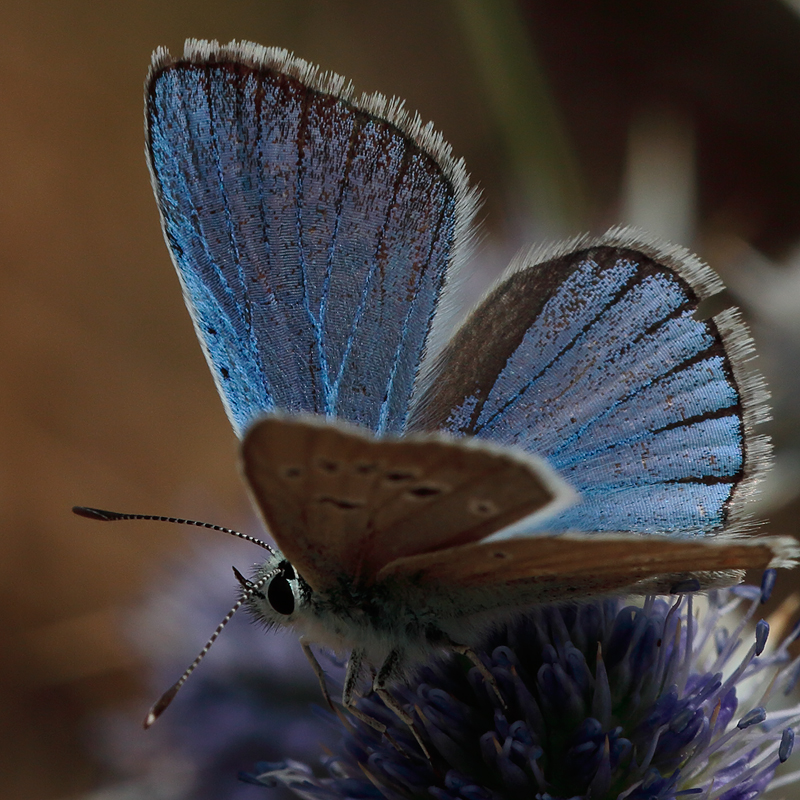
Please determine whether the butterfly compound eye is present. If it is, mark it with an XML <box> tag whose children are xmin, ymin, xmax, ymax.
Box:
<box><xmin>267</xmin><ymin>574</ymin><xmax>295</xmax><ymax>615</ymax></box>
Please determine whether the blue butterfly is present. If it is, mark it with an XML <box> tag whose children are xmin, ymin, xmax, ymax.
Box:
<box><xmin>141</xmin><ymin>39</ymin><xmax>797</xmax><ymax>741</ymax></box>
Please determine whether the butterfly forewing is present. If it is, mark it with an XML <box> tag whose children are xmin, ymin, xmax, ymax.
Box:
<box><xmin>146</xmin><ymin>41</ymin><xmax>474</xmax><ymax>438</ymax></box>
<box><xmin>241</xmin><ymin>415</ymin><xmax>569</xmax><ymax>591</ymax></box>
<box><xmin>408</xmin><ymin>232</ymin><xmax>768</xmax><ymax>536</ymax></box>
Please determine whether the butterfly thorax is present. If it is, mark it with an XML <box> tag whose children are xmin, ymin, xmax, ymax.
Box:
<box><xmin>245</xmin><ymin>550</ymin><xmax>481</xmax><ymax>663</ymax></box>
<box><xmin>246</xmin><ymin>547</ymin><xmax>611</xmax><ymax>675</ymax></box>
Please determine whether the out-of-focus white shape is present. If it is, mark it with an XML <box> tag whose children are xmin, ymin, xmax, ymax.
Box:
<box><xmin>621</xmin><ymin>107</ymin><xmax>696</xmax><ymax>246</ymax></box>
<box><xmin>726</xmin><ymin>242</ymin><xmax>800</xmax><ymax>334</ymax></box>
<box><xmin>723</xmin><ymin>239</ymin><xmax>800</xmax><ymax>515</ymax></box>
<box><xmin>748</xmin><ymin>450</ymin><xmax>800</xmax><ymax>515</ymax></box>
<box><xmin>783</xmin><ymin>0</ymin><xmax>800</xmax><ymax>17</ymax></box>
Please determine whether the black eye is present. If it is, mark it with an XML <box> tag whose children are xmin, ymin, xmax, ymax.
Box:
<box><xmin>280</xmin><ymin>561</ymin><xmax>295</xmax><ymax>580</ymax></box>
<box><xmin>268</xmin><ymin>575</ymin><xmax>295</xmax><ymax>615</ymax></box>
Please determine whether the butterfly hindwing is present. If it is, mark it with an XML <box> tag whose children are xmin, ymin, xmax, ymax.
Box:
<box><xmin>241</xmin><ymin>415</ymin><xmax>571</xmax><ymax>592</ymax></box>
<box><xmin>146</xmin><ymin>40</ymin><xmax>475</xmax><ymax>437</ymax></box>
<box><xmin>408</xmin><ymin>230</ymin><xmax>769</xmax><ymax>537</ymax></box>
<box><xmin>378</xmin><ymin>530</ymin><xmax>797</xmax><ymax>601</ymax></box>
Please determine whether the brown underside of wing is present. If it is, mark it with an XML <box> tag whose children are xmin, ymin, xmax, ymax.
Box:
<box><xmin>377</xmin><ymin>533</ymin><xmax>784</xmax><ymax>590</ymax></box>
<box><xmin>241</xmin><ymin>415</ymin><xmax>562</xmax><ymax>592</ymax></box>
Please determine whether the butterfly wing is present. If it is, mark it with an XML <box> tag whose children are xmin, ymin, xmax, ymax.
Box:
<box><xmin>408</xmin><ymin>229</ymin><xmax>770</xmax><ymax>536</ymax></box>
<box><xmin>241</xmin><ymin>415</ymin><xmax>572</xmax><ymax>592</ymax></box>
<box><xmin>377</xmin><ymin>531</ymin><xmax>799</xmax><ymax>601</ymax></box>
<box><xmin>146</xmin><ymin>40</ymin><xmax>476</xmax><ymax>437</ymax></box>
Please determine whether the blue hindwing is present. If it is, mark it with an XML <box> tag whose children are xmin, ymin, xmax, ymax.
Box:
<box><xmin>408</xmin><ymin>236</ymin><xmax>767</xmax><ymax>535</ymax></box>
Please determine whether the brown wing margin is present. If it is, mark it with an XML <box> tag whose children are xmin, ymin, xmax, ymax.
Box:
<box><xmin>241</xmin><ymin>415</ymin><xmax>573</xmax><ymax>592</ymax></box>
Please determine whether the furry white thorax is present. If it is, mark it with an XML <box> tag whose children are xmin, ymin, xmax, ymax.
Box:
<box><xmin>245</xmin><ymin>548</ymin><xmax>533</xmax><ymax>670</ymax></box>
<box><xmin>243</xmin><ymin>538</ymin><xmax>800</xmax><ymax>680</ymax></box>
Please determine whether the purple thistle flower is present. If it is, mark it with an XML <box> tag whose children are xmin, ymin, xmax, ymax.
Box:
<box><xmin>251</xmin><ymin>573</ymin><xmax>800</xmax><ymax>800</ymax></box>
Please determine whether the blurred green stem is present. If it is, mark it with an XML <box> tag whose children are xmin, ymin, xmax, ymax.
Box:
<box><xmin>452</xmin><ymin>0</ymin><xmax>586</xmax><ymax>230</ymax></box>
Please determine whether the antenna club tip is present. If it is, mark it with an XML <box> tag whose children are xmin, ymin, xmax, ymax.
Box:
<box><xmin>72</xmin><ymin>506</ymin><xmax>121</xmax><ymax>521</ymax></box>
<box><xmin>144</xmin><ymin>683</ymin><xmax>181</xmax><ymax>728</ymax></box>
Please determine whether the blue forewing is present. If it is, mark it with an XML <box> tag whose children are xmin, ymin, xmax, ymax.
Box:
<box><xmin>146</xmin><ymin>41</ymin><xmax>476</xmax><ymax>437</ymax></box>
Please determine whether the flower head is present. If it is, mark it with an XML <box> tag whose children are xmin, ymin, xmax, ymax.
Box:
<box><xmin>252</xmin><ymin>572</ymin><xmax>800</xmax><ymax>800</ymax></box>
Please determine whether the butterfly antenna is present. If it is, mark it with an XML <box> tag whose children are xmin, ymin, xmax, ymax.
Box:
<box><xmin>143</xmin><ymin>567</ymin><xmax>278</xmax><ymax>728</ymax></box>
<box><xmin>72</xmin><ymin>505</ymin><xmax>274</xmax><ymax>553</ymax></box>
<box><xmin>232</xmin><ymin>564</ymin><xmax>266</xmax><ymax>599</ymax></box>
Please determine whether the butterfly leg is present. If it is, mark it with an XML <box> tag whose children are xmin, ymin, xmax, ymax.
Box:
<box><xmin>449</xmin><ymin>642</ymin><xmax>505</xmax><ymax>708</ymax></box>
<box><xmin>301</xmin><ymin>639</ymin><xmax>336</xmax><ymax>712</ymax></box>
<box><xmin>373</xmin><ymin>649</ymin><xmax>432</xmax><ymax>760</ymax></box>
<box><xmin>341</xmin><ymin>649</ymin><xmax>430</xmax><ymax>760</ymax></box>
<box><xmin>341</xmin><ymin>648</ymin><xmax>392</xmax><ymax>734</ymax></box>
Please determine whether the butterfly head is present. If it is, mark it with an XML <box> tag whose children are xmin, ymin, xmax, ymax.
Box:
<box><xmin>244</xmin><ymin>551</ymin><xmax>311</xmax><ymax>631</ymax></box>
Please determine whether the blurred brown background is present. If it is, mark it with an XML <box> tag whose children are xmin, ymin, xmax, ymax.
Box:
<box><xmin>3</xmin><ymin>2</ymin><xmax>800</xmax><ymax>798</ymax></box>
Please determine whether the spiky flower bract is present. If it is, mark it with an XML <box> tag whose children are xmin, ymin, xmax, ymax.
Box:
<box><xmin>251</xmin><ymin>572</ymin><xmax>800</xmax><ymax>800</ymax></box>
